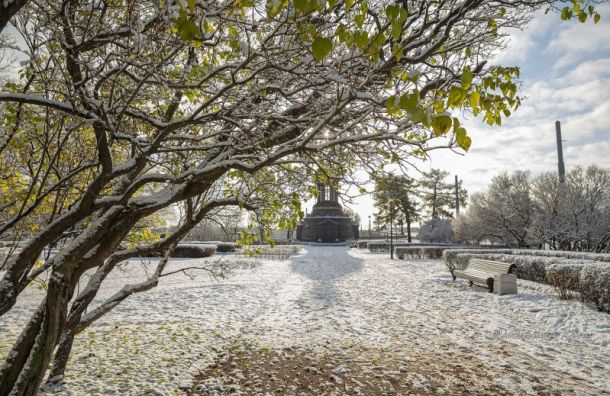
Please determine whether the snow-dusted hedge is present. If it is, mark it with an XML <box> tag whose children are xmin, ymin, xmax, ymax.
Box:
<box><xmin>395</xmin><ymin>246</ymin><xmax>445</xmax><ymax>260</ymax></box>
<box><xmin>216</xmin><ymin>242</ymin><xmax>237</xmax><ymax>252</ymax></box>
<box><xmin>580</xmin><ymin>263</ymin><xmax>610</xmax><ymax>313</ymax></box>
<box><xmin>546</xmin><ymin>263</ymin><xmax>584</xmax><ymax>300</ymax></box>
<box><xmin>367</xmin><ymin>242</ymin><xmax>408</xmax><ymax>252</ymax></box>
<box><xmin>443</xmin><ymin>247</ymin><xmax>610</xmax><ymax>265</ymax></box>
<box><xmin>357</xmin><ymin>241</ymin><xmax>369</xmax><ymax>249</ymax></box>
<box><xmin>238</xmin><ymin>245</ymin><xmax>303</xmax><ymax>260</ymax></box>
<box><xmin>396</xmin><ymin>245</ymin><xmax>505</xmax><ymax>261</ymax></box>
<box><xmin>172</xmin><ymin>245</ymin><xmax>216</xmax><ymax>258</ymax></box>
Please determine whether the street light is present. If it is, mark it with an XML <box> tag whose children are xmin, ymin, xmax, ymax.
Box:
<box><xmin>368</xmin><ymin>215</ymin><xmax>371</xmax><ymax>239</ymax></box>
<box><xmin>389</xmin><ymin>199</ymin><xmax>394</xmax><ymax>260</ymax></box>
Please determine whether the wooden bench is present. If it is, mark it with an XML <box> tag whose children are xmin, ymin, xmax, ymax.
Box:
<box><xmin>452</xmin><ymin>258</ymin><xmax>516</xmax><ymax>293</ymax></box>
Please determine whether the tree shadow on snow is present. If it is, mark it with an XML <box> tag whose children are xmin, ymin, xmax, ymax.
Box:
<box><xmin>290</xmin><ymin>245</ymin><xmax>363</xmax><ymax>309</ymax></box>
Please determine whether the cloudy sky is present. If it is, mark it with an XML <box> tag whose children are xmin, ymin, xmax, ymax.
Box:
<box><xmin>334</xmin><ymin>5</ymin><xmax>610</xmax><ymax>228</ymax></box>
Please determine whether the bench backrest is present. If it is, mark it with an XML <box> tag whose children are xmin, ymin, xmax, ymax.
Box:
<box><xmin>468</xmin><ymin>258</ymin><xmax>515</xmax><ymax>275</ymax></box>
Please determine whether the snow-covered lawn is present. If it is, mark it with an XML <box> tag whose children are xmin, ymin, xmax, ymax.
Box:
<box><xmin>1</xmin><ymin>246</ymin><xmax>609</xmax><ymax>395</ymax></box>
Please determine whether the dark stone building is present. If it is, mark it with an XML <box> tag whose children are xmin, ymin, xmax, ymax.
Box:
<box><xmin>296</xmin><ymin>182</ymin><xmax>359</xmax><ymax>243</ymax></box>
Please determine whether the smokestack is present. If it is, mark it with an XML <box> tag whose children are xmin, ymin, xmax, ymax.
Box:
<box><xmin>555</xmin><ymin>121</ymin><xmax>566</xmax><ymax>182</ymax></box>
<box><xmin>455</xmin><ymin>175</ymin><xmax>460</xmax><ymax>216</ymax></box>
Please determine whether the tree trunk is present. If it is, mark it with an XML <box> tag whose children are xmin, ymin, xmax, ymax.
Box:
<box><xmin>0</xmin><ymin>303</ymin><xmax>45</xmax><ymax>396</ymax></box>
<box><xmin>406</xmin><ymin>220</ymin><xmax>412</xmax><ymax>243</ymax></box>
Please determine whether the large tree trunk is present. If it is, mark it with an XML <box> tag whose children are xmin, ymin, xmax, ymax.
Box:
<box><xmin>406</xmin><ymin>220</ymin><xmax>412</xmax><ymax>243</ymax></box>
<box><xmin>0</xmin><ymin>303</ymin><xmax>45</xmax><ymax>395</ymax></box>
<box><xmin>0</xmin><ymin>273</ymin><xmax>70</xmax><ymax>396</ymax></box>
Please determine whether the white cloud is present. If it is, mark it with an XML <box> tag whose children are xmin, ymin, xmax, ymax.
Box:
<box><xmin>547</xmin><ymin>4</ymin><xmax>610</xmax><ymax>70</ymax></box>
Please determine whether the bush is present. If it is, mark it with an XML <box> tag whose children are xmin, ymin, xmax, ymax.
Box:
<box><xmin>417</xmin><ymin>219</ymin><xmax>454</xmax><ymax>243</ymax></box>
<box><xmin>357</xmin><ymin>241</ymin><xmax>369</xmax><ymax>249</ymax></box>
<box><xmin>580</xmin><ymin>263</ymin><xmax>610</xmax><ymax>313</ymax></box>
<box><xmin>367</xmin><ymin>242</ymin><xmax>408</xmax><ymax>252</ymax></box>
<box><xmin>172</xmin><ymin>244</ymin><xmax>216</xmax><ymax>258</ymax></box>
<box><xmin>216</xmin><ymin>242</ymin><xmax>237</xmax><ymax>252</ymax></box>
<box><xmin>395</xmin><ymin>246</ymin><xmax>445</xmax><ymax>260</ymax></box>
<box><xmin>546</xmin><ymin>263</ymin><xmax>584</xmax><ymax>300</ymax></box>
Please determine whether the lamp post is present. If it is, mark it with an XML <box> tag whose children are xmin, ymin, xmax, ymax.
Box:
<box><xmin>390</xmin><ymin>199</ymin><xmax>394</xmax><ymax>260</ymax></box>
<box><xmin>368</xmin><ymin>215</ymin><xmax>371</xmax><ymax>239</ymax></box>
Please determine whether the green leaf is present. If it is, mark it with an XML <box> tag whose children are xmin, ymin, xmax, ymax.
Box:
<box><xmin>354</xmin><ymin>13</ymin><xmax>365</xmax><ymax>28</ymax></box>
<box><xmin>354</xmin><ymin>30</ymin><xmax>368</xmax><ymax>50</ymax></box>
<box><xmin>312</xmin><ymin>36</ymin><xmax>333</xmax><ymax>61</ymax></box>
<box><xmin>455</xmin><ymin>127</ymin><xmax>471</xmax><ymax>151</ymax></box>
<box><xmin>386</xmin><ymin>95</ymin><xmax>400</xmax><ymax>116</ymax></box>
<box><xmin>266</xmin><ymin>0</ymin><xmax>288</xmax><ymax>17</ymax></box>
<box><xmin>385</xmin><ymin>5</ymin><xmax>399</xmax><ymax>20</ymax></box>
<box><xmin>461</xmin><ymin>67</ymin><xmax>473</xmax><ymax>90</ymax></box>
<box><xmin>594</xmin><ymin>13</ymin><xmax>601</xmax><ymax>24</ymax></box>
<box><xmin>391</xmin><ymin>21</ymin><xmax>402</xmax><ymax>40</ymax></box>
<box><xmin>345</xmin><ymin>0</ymin><xmax>354</xmax><ymax>11</ymax></box>
<box><xmin>469</xmin><ymin>91</ymin><xmax>480</xmax><ymax>108</ymax></box>
<box><xmin>578</xmin><ymin>11</ymin><xmax>587</xmax><ymax>23</ymax></box>
<box><xmin>294</xmin><ymin>0</ymin><xmax>310</xmax><ymax>13</ymax></box>
<box><xmin>431</xmin><ymin>115</ymin><xmax>452</xmax><ymax>137</ymax></box>
<box><xmin>399</xmin><ymin>90</ymin><xmax>419</xmax><ymax>112</ymax></box>
<box><xmin>448</xmin><ymin>86</ymin><xmax>465</xmax><ymax>107</ymax></box>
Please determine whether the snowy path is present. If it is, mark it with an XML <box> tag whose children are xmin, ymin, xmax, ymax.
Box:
<box><xmin>0</xmin><ymin>246</ymin><xmax>609</xmax><ymax>395</ymax></box>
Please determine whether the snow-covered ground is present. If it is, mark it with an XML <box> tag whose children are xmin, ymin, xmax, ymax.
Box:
<box><xmin>1</xmin><ymin>246</ymin><xmax>609</xmax><ymax>395</ymax></box>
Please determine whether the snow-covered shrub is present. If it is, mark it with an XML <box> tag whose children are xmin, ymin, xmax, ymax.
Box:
<box><xmin>395</xmin><ymin>246</ymin><xmax>445</xmax><ymax>260</ymax></box>
<box><xmin>367</xmin><ymin>242</ymin><xmax>407</xmax><ymax>252</ymax></box>
<box><xmin>546</xmin><ymin>263</ymin><xmax>584</xmax><ymax>300</ymax></box>
<box><xmin>579</xmin><ymin>263</ymin><xmax>610</xmax><ymax>313</ymax></box>
<box><xmin>506</xmin><ymin>255</ymin><xmax>549</xmax><ymax>284</ymax></box>
<box><xmin>508</xmin><ymin>249</ymin><xmax>610</xmax><ymax>262</ymax></box>
<box><xmin>172</xmin><ymin>245</ymin><xmax>216</xmax><ymax>258</ymax></box>
<box><xmin>357</xmin><ymin>241</ymin><xmax>369</xmax><ymax>249</ymax></box>
<box><xmin>216</xmin><ymin>242</ymin><xmax>237</xmax><ymax>252</ymax></box>
<box><xmin>417</xmin><ymin>219</ymin><xmax>454</xmax><ymax>243</ymax></box>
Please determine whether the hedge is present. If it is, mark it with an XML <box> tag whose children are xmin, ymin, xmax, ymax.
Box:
<box><xmin>216</xmin><ymin>242</ymin><xmax>237</xmax><ymax>253</ymax></box>
<box><xmin>367</xmin><ymin>242</ymin><xmax>409</xmax><ymax>252</ymax></box>
<box><xmin>546</xmin><ymin>263</ymin><xmax>584</xmax><ymax>300</ymax></box>
<box><xmin>395</xmin><ymin>245</ymin><xmax>505</xmax><ymax>261</ymax></box>
<box><xmin>356</xmin><ymin>241</ymin><xmax>369</xmax><ymax>249</ymax></box>
<box><xmin>395</xmin><ymin>246</ymin><xmax>445</xmax><ymax>260</ymax></box>
<box><xmin>172</xmin><ymin>244</ymin><xmax>216</xmax><ymax>258</ymax></box>
<box><xmin>580</xmin><ymin>263</ymin><xmax>610</xmax><ymax>313</ymax></box>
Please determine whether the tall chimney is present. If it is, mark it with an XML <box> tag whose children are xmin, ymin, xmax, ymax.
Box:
<box><xmin>555</xmin><ymin>121</ymin><xmax>566</xmax><ymax>182</ymax></box>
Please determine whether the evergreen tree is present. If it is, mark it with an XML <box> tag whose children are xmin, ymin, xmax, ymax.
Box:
<box><xmin>373</xmin><ymin>174</ymin><xmax>419</xmax><ymax>242</ymax></box>
<box><xmin>419</xmin><ymin>169</ymin><xmax>467</xmax><ymax>219</ymax></box>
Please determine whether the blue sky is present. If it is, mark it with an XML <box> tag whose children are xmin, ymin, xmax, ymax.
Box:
<box><xmin>339</xmin><ymin>5</ymin><xmax>610</xmax><ymax>227</ymax></box>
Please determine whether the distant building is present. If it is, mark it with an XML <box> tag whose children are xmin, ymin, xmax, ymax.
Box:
<box><xmin>296</xmin><ymin>181</ymin><xmax>359</xmax><ymax>243</ymax></box>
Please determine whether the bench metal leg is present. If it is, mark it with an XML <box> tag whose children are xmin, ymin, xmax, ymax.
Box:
<box><xmin>487</xmin><ymin>278</ymin><xmax>494</xmax><ymax>293</ymax></box>
<box><xmin>468</xmin><ymin>280</ymin><xmax>473</xmax><ymax>287</ymax></box>
<box><xmin>451</xmin><ymin>270</ymin><xmax>456</xmax><ymax>281</ymax></box>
